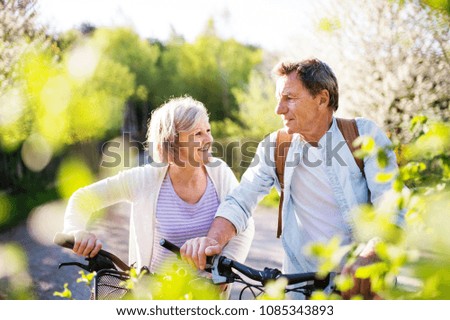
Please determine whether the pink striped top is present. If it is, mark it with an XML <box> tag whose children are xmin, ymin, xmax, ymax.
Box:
<box><xmin>150</xmin><ymin>174</ymin><xmax>219</xmax><ymax>273</ymax></box>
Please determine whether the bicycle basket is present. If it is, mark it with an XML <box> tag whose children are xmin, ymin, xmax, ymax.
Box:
<box><xmin>92</xmin><ymin>269</ymin><xmax>130</xmax><ymax>300</ymax></box>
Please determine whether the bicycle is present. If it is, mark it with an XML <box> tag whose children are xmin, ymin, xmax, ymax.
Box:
<box><xmin>54</xmin><ymin>233</ymin><xmax>336</xmax><ymax>300</ymax></box>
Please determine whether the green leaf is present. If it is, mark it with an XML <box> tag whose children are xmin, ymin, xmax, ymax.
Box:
<box><xmin>353</xmin><ymin>149</ymin><xmax>368</xmax><ymax>159</ymax></box>
<box><xmin>393</xmin><ymin>177</ymin><xmax>404</xmax><ymax>192</ymax></box>
<box><xmin>354</xmin><ymin>136</ymin><xmax>376</xmax><ymax>154</ymax></box>
<box><xmin>375</xmin><ymin>171</ymin><xmax>396</xmax><ymax>183</ymax></box>
<box><xmin>76</xmin><ymin>270</ymin><xmax>96</xmax><ymax>286</ymax></box>
<box><xmin>318</xmin><ymin>17</ymin><xmax>342</xmax><ymax>32</ymax></box>
<box><xmin>259</xmin><ymin>277</ymin><xmax>288</xmax><ymax>300</ymax></box>
<box><xmin>335</xmin><ymin>274</ymin><xmax>354</xmax><ymax>292</ymax></box>
<box><xmin>129</xmin><ymin>267</ymin><xmax>138</xmax><ymax>279</ymax></box>
<box><xmin>410</xmin><ymin>115</ymin><xmax>428</xmax><ymax>132</ymax></box>
<box><xmin>53</xmin><ymin>283</ymin><xmax>73</xmax><ymax>299</ymax></box>
<box><xmin>354</xmin><ymin>262</ymin><xmax>388</xmax><ymax>279</ymax></box>
<box><xmin>310</xmin><ymin>291</ymin><xmax>342</xmax><ymax>300</ymax></box>
<box><xmin>376</xmin><ymin>149</ymin><xmax>389</xmax><ymax>168</ymax></box>
<box><xmin>361</xmin><ymin>137</ymin><xmax>376</xmax><ymax>153</ymax></box>
<box><xmin>400</xmin><ymin>162</ymin><xmax>427</xmax><ymax>182</ymax></box>
<box><xmin>374</xmin><ymin>242</ymin><xmax>389</xmax><ymax>261</ymax></box>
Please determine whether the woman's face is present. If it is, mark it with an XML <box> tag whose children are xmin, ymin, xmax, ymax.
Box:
<box><xmin>175</xmin><ymin>117</ymin><xmax>213</xmax><ymax>167</ymax></box>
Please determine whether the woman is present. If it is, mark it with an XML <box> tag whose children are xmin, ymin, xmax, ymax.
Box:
<box><xmin>63</xmin><ymin>96</ymin><xmax>254</xmax><ymax>278</ymax></box>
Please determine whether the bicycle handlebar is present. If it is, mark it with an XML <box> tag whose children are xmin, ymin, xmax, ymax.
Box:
<box><xmin>55</xmin><ymin>233</ymin><xmax>330</xmax><ymax>287</ymax></box>
<box><xmin>53</xmin><ymin>232</ymin><xmax>130</xmax><ymax>271</ymax></box>
<box><xmin>219</xmin><ymin>256</ymin><xmax>318</xmax><ymax>285</ymax></box>
<box><xmin>159</xmin><ymin>238</ymin><xmax>321</xmax><ymax>286</ymax></box>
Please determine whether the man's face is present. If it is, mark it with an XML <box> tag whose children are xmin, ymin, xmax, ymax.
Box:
<box><xmin>275</xmin><ymin>72</ymin><xmax>325</xmax><ymax>136</ymax></box>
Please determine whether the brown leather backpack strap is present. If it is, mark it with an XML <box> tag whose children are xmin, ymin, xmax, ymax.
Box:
<box><xmin>275</xmin><ymin>129</ymin><xmax>293</xmax><ymax>238</ymax></box>
<box><xmin>336</xmin><ymin>118</ymin><xmax>364</xmax><ymax>175</ymax></box>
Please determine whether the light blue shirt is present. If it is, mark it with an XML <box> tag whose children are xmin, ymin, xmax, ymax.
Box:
<box><xmin>216</xmin><ymin>117</ymin><xmax>403</xmax><ymax>277</ymax></box>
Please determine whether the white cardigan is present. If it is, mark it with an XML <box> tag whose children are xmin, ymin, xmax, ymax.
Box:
<box><xmin>63</xmin><ymin>158</ymin><xmax>255</xmax><ymax>270</ymax></box>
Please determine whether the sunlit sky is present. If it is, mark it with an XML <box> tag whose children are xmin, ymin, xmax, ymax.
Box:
<box><xmin>36</xmin><ymin>0</ymin><xmax>323</xmax><ymax>53</ymax></box>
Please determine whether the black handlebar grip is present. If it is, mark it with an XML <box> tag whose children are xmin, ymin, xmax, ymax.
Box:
<box><xmin>159</xmin><ymin>239</ymin><xmax>181</xmax><ymax>258</ymax></box>
<box><xmin>54</xmin><ymin>232</ymin><xmax>131</xmax><ymax>271</ymax></box>
<box><xmin>159</xmin><ymin>238</ymin><xmax>215</xmax><ymax>269</ymax></box>
<box><xmin>284</xmin><ymin>272</ymin><xmax>317</xmax><ymax>285</ymax></box>
<box><xmin>53</xmin><ymin>232</ymin><xmax>75</xmax><ymax>250</ymax></box>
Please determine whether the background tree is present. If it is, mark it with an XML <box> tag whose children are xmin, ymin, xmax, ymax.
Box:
<box><xmin>0</xmin><ymin>24</ymin><xmax>136</xmax><ymax>229</ymax></box>
<box><xmin>211</xmin><ymin>56</ymin><xmax>281</xmax><ymax>186</ymax></box>
<box><xmin>91</xmin><ymin>28</ymin><xmax>160</xmax><ymax>141</ymax></box>
<box><xmin>286</xmin><ymin>0</ymin><xmax>449</xmax><ymax>145</ymax></box>
<box><xmin>0</xmin><ymin>0</ymin><xmax>49</xmax><ymax>200</ymax></box>
<box><xmin>0</xmin><ymin>0</ymin><xmax>46</xmax><ymax>298</ymax></box>
<box><xmin>54</xmin><ymin>26</ymin><xmax>161</xmax><ymax>143</ymax></box>
<box><xmin>0</xmin><ymin>0</ymin><xmax>44</xmax><ymax>92</ymax></box>
<box><xmin>156</xmin><ymin>20</ymin><xmax>263</xmax><ymax>121</ymax></box>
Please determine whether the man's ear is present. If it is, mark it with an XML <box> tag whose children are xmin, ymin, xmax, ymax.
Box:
<box><xmin>318</xmin><ymin>89</ymin><xmax>330</xmax><ymax>109</ymax></box>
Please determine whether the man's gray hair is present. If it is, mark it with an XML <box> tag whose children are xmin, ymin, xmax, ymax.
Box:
<box><xmin>273</xmin><ymin>58</ymin><xmax>339</xmax><ymax>111</ymax></box>
<box><xmin>147</xmin><ymin>96</ymin><xmax>209</xmax><ymax>163</ymax></box>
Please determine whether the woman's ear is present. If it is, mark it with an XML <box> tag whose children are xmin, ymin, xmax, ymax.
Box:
<box><xmin>158</xmin><ymin>142</ymin><xmax>170</xmax><ymax>164</ymax></box>
<box><xmin>165</xmin><ymin>139</ymin><xmax>179</xmax><ymax>164</ymax></box>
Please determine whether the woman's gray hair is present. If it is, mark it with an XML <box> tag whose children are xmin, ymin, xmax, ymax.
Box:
<box><xmin>147</xmin><ymin>96</ymin><xmax>209</xmax><ymax>163</ymax></box>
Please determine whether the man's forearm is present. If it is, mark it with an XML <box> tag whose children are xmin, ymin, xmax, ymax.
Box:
<box><xmin>207</xmin><ymin>217</ymin><xmax>237</xmax><ymax>248</ymax></box>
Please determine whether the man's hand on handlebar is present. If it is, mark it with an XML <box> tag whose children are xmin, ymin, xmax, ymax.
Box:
<box><xmin>341</xmin><ymin>238</ymin><xmax>381</xmax><ymax>300</ymax></box>
<box><xmin>180</xmin><ymin>237</ymin><xmax>222</xmax><ymax>270</ymax></box>
<box><xmin>71</xmin><ymin>230</ymin><xmax>103</xmax><ymax>258</ymax></box>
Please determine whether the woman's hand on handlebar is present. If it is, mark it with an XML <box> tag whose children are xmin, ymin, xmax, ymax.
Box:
<box><xmin>71</xmin><ymin>230</ymin><xmax>103</xmax><ymax>258</ymax></box>
<box><xmin>180</xmin><ymin>237</ymin><xmax>222</xmax><ymax>270</ymax></box>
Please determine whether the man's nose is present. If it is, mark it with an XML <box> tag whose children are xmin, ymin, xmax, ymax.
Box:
<box><xmin>275</xmin><ymin>101</ymin><xmax>287</xmax><ymax>115</ymax></box>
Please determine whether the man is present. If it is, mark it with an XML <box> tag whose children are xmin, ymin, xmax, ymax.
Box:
<box><xmin>181</xmin><ymin>59</ymin><xmax>402</xmax><ymax>299</ymax></box>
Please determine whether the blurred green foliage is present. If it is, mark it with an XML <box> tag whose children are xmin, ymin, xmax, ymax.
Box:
<box><xmin>258</xmin><ymin>188</ymin><xmax>280</xmax><ymax>208</ymax></box>
<box><xmin>0</xmin><ymin>242</ymin><xmax>35</xmax><ymax>299</ymax></box>
<box><xmin>309</xmin><ymin>116</ymin><xmax>450</xmax><ymax>299</ymax></box>
<box><xmin>421</xmin><ymin>0</ymin><xmax>450</xmax><ymax>14</ymax></box>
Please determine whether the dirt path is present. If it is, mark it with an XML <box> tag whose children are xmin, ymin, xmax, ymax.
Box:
<box><xmin>0</xmin><ymin>203</ymin><xmax>282</xmax><ymax>300</ymax></box>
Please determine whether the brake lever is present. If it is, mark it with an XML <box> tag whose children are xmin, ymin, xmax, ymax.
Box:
<box><xmin>210</xmin><ymin>256</ymin><xmax>237</xmax><ymax>284</ymax></box>
<box><xmin>58</xmin><ymin>254</ymin><xmax>117</xmax><ymax>273</ymax></box>
<box><xmin>87</xmin><ymin>254</ymin><xmax>117</xmax><ymax>271</ymax></box>
<box><xmin>322</xmin><ymin>272</ymin><xmax>337</xmax><ymax>295</ymax></box>
<box><xmin>58</xmin><ymin>261</ymin><xmax>91</xmax><ymax>272</ymax></box>
<box><xmin>210</xmin><ymin>255</ymin><xmax>226</xmax><ymax>284</ymax></box>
